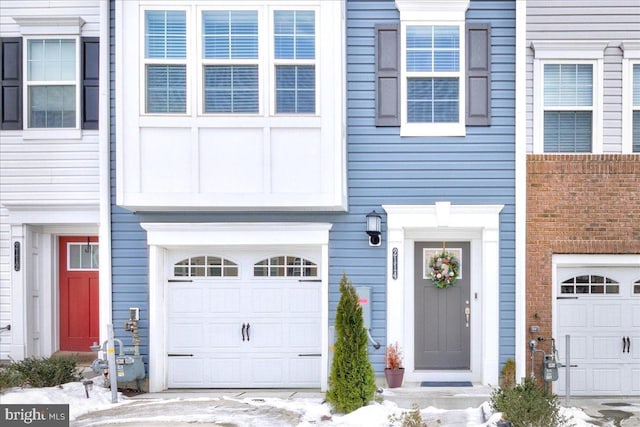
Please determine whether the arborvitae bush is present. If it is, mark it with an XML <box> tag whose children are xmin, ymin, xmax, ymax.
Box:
<box><xmin>499</xmin><ymin>358</ymin><xmax>516</xmax><ymax>389</ymax></box>
<box><xmin>490</xmin><ymin>377</ymin><xmax>571</xmax><ymax>427</ymax></box>
<box><xmin>0</xmin><ymin>356</ymin><xmax>81</xmax><ymax>389</ymax></box>
<box><xmin>326</xmin><ymin>273</ymin><xmax>377</xmax><ymax>413</ymax></box>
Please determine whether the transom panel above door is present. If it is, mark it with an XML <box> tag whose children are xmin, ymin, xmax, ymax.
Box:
<box><xmin>166</xmin><ymin>251</ymin><xmax>322</xmax><ymax>388</ymax></box>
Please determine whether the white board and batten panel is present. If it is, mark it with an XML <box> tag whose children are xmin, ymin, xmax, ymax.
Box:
<box><xmin>116</xmin><ymin>0</ymin><xmax>346</xmax><ymax>211</ymax></box>
<box><xmin>556</xmin><ymin>266</ymin><xmax>640</xmax><ymax>396</ymax></box>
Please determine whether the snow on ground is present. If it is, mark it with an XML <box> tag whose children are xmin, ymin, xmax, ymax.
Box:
<box><xmin>0</xmin><ymin>381</ymin><xmax>608</xmax><ymax>427</ymax></box>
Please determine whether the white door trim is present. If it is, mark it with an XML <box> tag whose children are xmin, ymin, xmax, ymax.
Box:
<box><xmin>383</xmin><ymin>202</ymin><xmax>503</xmax><ymax>386</ymax></box>
<box><xmin>141</xmin><ymin>222</ymin><xmax>332</xmax><ymax>392</ymax></box>
<box><xmin>5</xmin><ymin>218</ymin><xmax>98</xmax><ymax>361</ymax></box>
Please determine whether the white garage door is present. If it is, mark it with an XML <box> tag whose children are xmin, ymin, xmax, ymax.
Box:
<box><xmin>166</xmin><ymin>253</ymin><xmax>322</xmax><ymax>388</ymax></box>
<box><xmin>556</xmin><ymin>266</ymin><xmax>640</xmax><ymax>396</ymax></box>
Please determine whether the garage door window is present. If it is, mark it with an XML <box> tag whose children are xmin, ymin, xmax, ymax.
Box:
<box><xmin>635</xmin><ymin>279</ymin><xmax>640</xmax><ymax>294</ymax></box>
<box><xmin>174</xmin><ymin>256</ymin><xmax>238</xmax><ymax>277</ymax></box>
<box><xmin>254</xmin><ymin>256</ymin><xmax>317</xmax><ymax>277</ymax></box>
<box><xmin>560</xmin><ymin>275</ymin><xmax>619</xmax><ymax>295</ymax></box>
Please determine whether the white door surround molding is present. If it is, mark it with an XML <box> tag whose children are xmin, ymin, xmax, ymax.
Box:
<box><xmin>140</xmin><ymin>222</ymin><xmax>332</xmax><ymax>392</ymax></box>
<box><xmin>4</xmin><ymin>202</ymin><xmax>99</xmax><ymax>361</ymax></box>
<box><xmin>383</xmin><ymin>202</ymin><xmax>503</xmax><ymax>385</ymax></box>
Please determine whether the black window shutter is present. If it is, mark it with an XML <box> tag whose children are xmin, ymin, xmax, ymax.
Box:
<box><xmin>1</xmin><ymin>37</ymin><xmax>23</xmax><ymax>130</ymax></box>
<box><xmin>375</xmin><ymin>24</ymin><xmax>400</xmax><ymax>127</ymax></box>
<box><xmin>81</xmin><ymin>37</ymin><xmax>99</xmax><ymax>130</ymax></box>
<box><xmin>466</xmin><ymin>23</ymin><xmax>491</xmax><ymax>126</ymax></box>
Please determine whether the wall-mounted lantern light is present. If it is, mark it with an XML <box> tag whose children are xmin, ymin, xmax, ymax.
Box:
<box><xmin>366</xmin><ymin>210</ymin><xmax>382</xmax><ymax>247</ymax></box>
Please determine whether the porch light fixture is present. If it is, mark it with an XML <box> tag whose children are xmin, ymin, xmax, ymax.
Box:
<box><xmin>366</xmin><ymin>210</ymin><xmax>382</xmax><ymax>247</ymax></box>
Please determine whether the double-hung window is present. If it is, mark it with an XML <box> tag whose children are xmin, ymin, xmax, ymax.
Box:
<box><xmin>274</xmin><ymin>10</ymin><xmax>316</xmax><ymax>114</ymax></box>
<box><xmin>144</xmin><ymin>10</ymin><xmax>187</xmax><ymax>113</ymax></box>
<box><xmin>202</xmin><ymin>11</ymin><xmax>259</xmax><ymax>113</ymax></box>
<box><xmin>394</xmin><ymin>0</ymin><xmax>471</xmax><ymax>136</ymax></box>
<box><xmin>141</xmin><ymin>7</ymin><xmax>317</xmax><ymax>116</ymax></box>
<box><xmin>405</xmin><ymin>25</ymin><xmax>460</xmax><ymax>126</ymax></box>
<box><xmin>532</xmin><ymin>41</ymin><xmax>605</xmax><ymax>153</ymax></box>
<box><xmin>543</xmin><ymin>63</ymin><xmax>593</xmax><ymax>153</ymax></box>
<box><xmin>26</xmin><ymin>38</ymin><xmax>78</xmax><ymax>128</ymax></box>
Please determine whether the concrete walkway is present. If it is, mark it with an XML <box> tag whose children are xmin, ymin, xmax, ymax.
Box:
<box><xmin>131</xmin><ymin>382</ymin><xmax>640</xmax><ymax>426</ymax></box>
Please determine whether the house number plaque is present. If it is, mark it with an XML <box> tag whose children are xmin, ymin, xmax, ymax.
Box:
<box><xmin>392</xmin><ymin>248</ymin><xmax>398</xmax><ymax>280</ymax></box>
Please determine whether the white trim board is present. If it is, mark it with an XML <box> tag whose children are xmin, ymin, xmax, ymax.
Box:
<box><xmin>383</xmin><ymin>202</ymin><xmax>503</xmax><ymax>386</ymax></box>
<box><xmin>140</xmin><ymin>222</ymin><xmax>332</xmax><ymax>392</ymax></box>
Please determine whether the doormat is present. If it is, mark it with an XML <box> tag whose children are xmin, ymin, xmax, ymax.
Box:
<box><xmin>420</xmin><ymin>381</ymin><xmax>472</xmax><ymax>387</ymax></box>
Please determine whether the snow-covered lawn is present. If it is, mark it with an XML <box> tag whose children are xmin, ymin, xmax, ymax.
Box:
<box><xmin>0</xmin><ymin>381</ymin><xmax>608</xmax><ymax>426</ymax></box>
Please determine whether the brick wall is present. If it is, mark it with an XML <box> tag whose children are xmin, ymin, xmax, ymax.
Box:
<box><xmin>526</xmin><ymin>154</ymin><xmax>640</xmax><ymax>375</ymax></box>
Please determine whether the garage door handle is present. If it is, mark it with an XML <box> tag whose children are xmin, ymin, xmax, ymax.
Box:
<box><xmin>168</xmin><ymin>353</ymin><xmax>193</xmax><ymax>357</ymax></box>
<box><xmin>623</xmin><ymin>336</ymin><xmax>630</xmax><ymax>353</ymax></box>
<box><xmin>242</xmin><ymin>323</ymin><xmax>246</xmax><ymax>341</ymax></box>
<box><xmin>246</xmin><ymin>323</ymin><xmax>250</xmax><ymax>341</ymax></box>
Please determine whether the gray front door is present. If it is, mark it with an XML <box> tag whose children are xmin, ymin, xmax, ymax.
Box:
<box><xmin>414</xmin><ymin>242</ymin><xmax>470</xmax><ymax>370</ymax></box>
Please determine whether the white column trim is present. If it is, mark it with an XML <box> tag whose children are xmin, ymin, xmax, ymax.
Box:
<box><xmin>99</xmin><ymin>0</ymin><xmax>113</xmax><ymax>347</ymax></box>
<box><xmin>143</xmin><ymin>222</ymin><xmax>332</xmax><ymax>392</ymax></box>
<box><xmin>383</xmin><ymin>204</ymin><xmax>503</xmax><ymax>386</ymax></box>
<box><xmin>514</xmin><ymin>0</ymin><xmax>527</xmax><ymax>384</ymax></box>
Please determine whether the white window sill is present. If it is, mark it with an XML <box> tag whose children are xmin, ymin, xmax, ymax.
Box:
<box><xmin>400</xmin><ymin>122</ymin><xmax>466</xmax><ymax>137</ymax></box>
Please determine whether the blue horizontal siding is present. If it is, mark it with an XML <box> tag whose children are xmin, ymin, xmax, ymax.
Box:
<box><xmin>109</xmin><ymin>0</ymin><xmax>516</xmax><ymax>378</ymax></box>
<box><xmin>343</xmin><ymin>0</ymin><xmax>516</xmax><ymax>372</ymax></box>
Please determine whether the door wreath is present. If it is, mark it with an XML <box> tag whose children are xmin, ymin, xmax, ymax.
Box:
<box><xmin>427</xmin><ymin>250</ymin><xmax>460</xmax><ymax>288</ymax></box>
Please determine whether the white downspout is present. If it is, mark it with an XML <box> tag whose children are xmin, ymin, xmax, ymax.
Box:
<box><xmin>98</xmin><ymin>0</ymin><xmax>113</xmax><ymax>345</ymax></box>
<box><xmin>514</xmin><ymin>0</ymin><xmax>527</xmax><ymax>384</ymax></box>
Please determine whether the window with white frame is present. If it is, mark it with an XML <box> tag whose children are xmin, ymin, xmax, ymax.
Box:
<box><xmin>274</xmin><ymin>10</ymin><xmax>316</xmax><ymax>114</ymax></box>
<box><xmin>142</xmin><ymin>6</ymin><xmax>317</xmax><ymax>116</ymax></box>
<box><xmin>253</xmin><ymin>256</ymin><xmax>317</xmax><ymax>277</ymax></box>
<box><xmin>67</xmin><ymin>243</ymin><xmax>99</xmax><ymax>270</ymax></box>
<box><xmin>532</xmin><ymin>41</ymin><xmax>605</xmax><ymax>154</ymax></box>
<box><xmin>202</xmin><ymin>10</ymin><xmax>259</xmax><ymax>113</ymax></box>
<box><xmin>144</xmin><ymin>10</ymin><xmax>187</xmax><ymax>113</ymax></box>
<box><xmin>26</xmin><ymin>38</ymin><xmax>78</xmax><ymax>128</ymax></box>
<box><xmin>406</xmin><ymin>25</ymin><xmax>460</xmax><ymax>124</ymax></box>
<box><xmin>543</xmin><ymin>63</ymin><xmax>594</xmax><ymax>153</ymax></box>
<box><xmin>402</xmin><ymin>23</ymin><xmax>464</xmax><ymax>136</ymax></box>
<box><xmin>393</xmin><ymin>0</ymin><xmax>470</xmax><ymax>137</ymax></box>
<box><xmin>633</xmin><ymin>63</ymin><xmax>640</xmax><ymax>152</ymax></box>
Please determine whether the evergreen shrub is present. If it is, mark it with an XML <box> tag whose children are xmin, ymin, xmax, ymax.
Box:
<box><xmin>490</xmin><ymin>377</ymin><xmax>572</xmax><ymax>427</ymax></box>
<box><xmin>326</xmin><ymin>273</ymin><xmax>377</xmax><ymax>413</ymax></box>
<box><xmin>0</xmin><ymin>356</ymin><xmax>81</xmax><ymax>389</ymax></box>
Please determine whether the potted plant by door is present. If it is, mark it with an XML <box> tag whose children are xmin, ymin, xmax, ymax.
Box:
<box><xmin>384</xmin><ymin>342</ymin><xmax>404</xmax><ymax>388</ymax></box>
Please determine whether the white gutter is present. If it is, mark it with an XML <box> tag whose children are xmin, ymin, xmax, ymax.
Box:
<box><xmin>514</xmin><ymin>0</ymin><xmax>527</xmax><ymax>383</ymax></box>
<box><xmin>98</xmin><ymin>0</ymin><xmax>113</xmax><ymax>343</ymax></box>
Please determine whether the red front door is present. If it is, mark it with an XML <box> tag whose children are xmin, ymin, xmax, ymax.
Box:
<box><xmin>59</xmin><ymin>236</ymin><xmax>99</xmax><ymax>351</ymax></box>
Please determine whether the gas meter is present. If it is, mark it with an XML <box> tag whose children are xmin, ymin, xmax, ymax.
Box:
<box><xmin>543</xmin><ymin>354</ymin><xmax>558</xmax><ymax>382</ymax></box>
